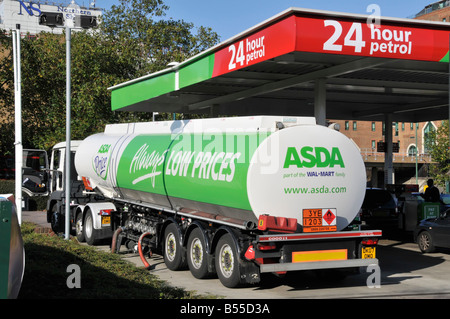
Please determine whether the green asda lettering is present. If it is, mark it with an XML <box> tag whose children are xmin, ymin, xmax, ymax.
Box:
<box><xmin>283</xmin><ymin>146</ymin><xmax>345</xmax><ymax>168</ymax></box>
<box><xmin>166</xmin><ymin>151</ymin><xmax>241</xmax><ymax>182</ymax></box>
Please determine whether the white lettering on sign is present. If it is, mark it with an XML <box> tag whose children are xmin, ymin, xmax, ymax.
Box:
<box><xmin>323</xmin><ymin>20</ymin><xmax>366</xmax><ymax>53</ymax></box>
<box><xmin>228</xmin><ymin>36</ymin><xmax>266</xmax><ymax>71</ymax></box>
<box><xmin>165</xmin><ymin>150</ymin><xmax>241</xmax><ymax>182</ymax></box>
<box><xmin>323</xmin><ymin>20</ymin><xmax>413</xmax><ymax>57</ymax></box>
<box><xmin>130</xmin><ymin>144</ymin><xmax>167</xmax><ymax>187</ymax></box>
<box><xmin>369</xmin><ymin>24</ymin><xmax>412</xmax><ymax>55</ymax></box>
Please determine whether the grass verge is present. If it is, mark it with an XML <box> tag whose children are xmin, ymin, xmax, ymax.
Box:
<box><xmin>18</xmin><ymin>222</ymin><xmax>212</xmax><ymax>299</ymax></box>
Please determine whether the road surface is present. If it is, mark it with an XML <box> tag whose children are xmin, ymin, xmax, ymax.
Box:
<box><xmin>21</xmin><ymin>210</ymin><xmax>450</xmax><ymax>299</ymax></box>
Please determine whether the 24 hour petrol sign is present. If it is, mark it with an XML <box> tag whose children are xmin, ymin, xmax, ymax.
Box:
<box><xmin>211</xmin><ymin>14</ymin><xmax>450</xmax><ymax>78</ymax></box>
<box><xmin>297</xmin><ymin>16</ymin><xmax>450</xmax><ymax>62</ymax></box>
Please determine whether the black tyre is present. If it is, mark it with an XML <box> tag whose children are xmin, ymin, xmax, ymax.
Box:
<box><xmin>84</xmin><ymin>209</ymin><xmax>99</xmax><ymax>245</ymax></box>
<box><xmin>50</xmin><ymin>204</ymin><xmax>63</xmax><ymax>234</ymax></box>
<box><xmin>418</xmin><ymin>230</ymin><xmax>435</xmax><ymax>253</ymax></box>
<box><xmin>75</xmin><ymin>212</ymin><xmax>85</xmax><ymax>242</ymax></box>
<box><xmin>163</xmin><ymin>223</ymin><xmax>186</xmax><ymax>270</ymax></box>
<box><xmin>215</xmin><ymin>233</ymin><xmax>241</xmax><ymax>288</ymax></box>
<box><xmin>187</xmin><ymin>228</ymin><xmax>211</xmax><ymax>279</ymax></box>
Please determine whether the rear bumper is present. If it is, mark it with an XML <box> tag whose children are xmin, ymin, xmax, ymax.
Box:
<box><xmin>259</xmin><ymin>258</ymin><xmax>379</xmax><ymax>273</ymax></box>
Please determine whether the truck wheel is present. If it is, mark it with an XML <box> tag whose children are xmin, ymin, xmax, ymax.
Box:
<box><xmin>187</xmin><ymin>228</ymin><xmax>211</xmax><ymax>279</ymax></box>
<box><xmin>418</xmin><ymin>230</ymin><xmax>435</xmax><ymax>253</ymax></box>
<box><xmin>84</xmin><ymin>209</ymin><xmax>99</xmax><ymax>245</ymax></box>
<box><xmin>163</xmin><ymin>223</ymin><xmax>186</xmax><ymax>270</ymax></box>
<box><xmin>215</xmin><ymin>233</ymin><xmax>241</xmax><ymax>288</ymax></box>
<box><xmin>75</xmin><ymin>212</ymin><xmax>85</xmax><ymax>242</ymax></box>
<box><xmin>50</xmin><ymin>204</ymin><xmax>63</xmax><ymax>234</ymax></box>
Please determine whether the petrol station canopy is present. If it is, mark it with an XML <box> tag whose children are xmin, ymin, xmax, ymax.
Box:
<box><xmin>109</xmin><ymin>7</ymin><xmax>450</xmax><ymax>123</ymax></box>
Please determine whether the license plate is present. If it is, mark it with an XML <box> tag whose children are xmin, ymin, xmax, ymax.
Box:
<box><xmin>101</xmin><ymin>215</ymin><xmax>111</xmax><ymax>225</ymax></box>
<box><xmin>362</xmin><ymin>246</ymin><xmax>376</xmax><ymax>259</ymax></box>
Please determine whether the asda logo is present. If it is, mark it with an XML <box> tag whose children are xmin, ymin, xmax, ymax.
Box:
<box><xmin>283</xmin><ymin>146</ymin><xmax>345</xmax><ymax>168</ymax></box>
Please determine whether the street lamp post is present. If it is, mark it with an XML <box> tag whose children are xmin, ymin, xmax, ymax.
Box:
<box><xmin>39</xmin><ymin>1</ymin><xmax>97</xmax><ymax>240</ymax></box>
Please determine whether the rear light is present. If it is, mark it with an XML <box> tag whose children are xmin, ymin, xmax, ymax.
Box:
<box><xmin>257</xmin><ymin>243</ymin><xmax>277</xmax><ymax>251</ymax></box>
<box><xmin>99</xmin><ymin>209</ymin><xmax>112</xmax><ymax>216</ymax></box>
<box><xmin>362</xmin><ymin>238</ymin><xmax>379</xmax><ymax>245</ymax></box>
<box><xmin>245</xmin><ymin>243</ymin><xmax>279</xmax><ymax>261</ymax></box>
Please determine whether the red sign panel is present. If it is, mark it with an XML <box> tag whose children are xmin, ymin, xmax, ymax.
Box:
<box><xmin>295</xmin><ymin>16</ymin><xmax>449</xmax><ymax>62</ymax></box>
<box><xmin>212</xmin><ymin>16</ymin><xmax>297</xmax><ymax>77</ymax></box>
<box><xmin>211</xmin><ymin>13</ymin><xmax>450</xmax><ymax>79</ymax></box>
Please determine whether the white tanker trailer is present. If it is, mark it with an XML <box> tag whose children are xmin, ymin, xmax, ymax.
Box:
<box><xmin>30</xmin><ymin>116</ymin><xmax>381</xmax><ymax>288</ymax></box>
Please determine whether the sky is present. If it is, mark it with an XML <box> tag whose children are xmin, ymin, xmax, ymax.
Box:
<box><xmin>91</xmin><ymin>0</ymin><xmax>438</xmax><ymax>41</ymax></box>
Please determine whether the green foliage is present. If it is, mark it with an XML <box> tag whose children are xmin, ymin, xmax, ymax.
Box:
<box><xmin>19</xmin><ymin>222</ymin><xmax>209</xmax><ymax>299</ymax></box>
<box><xmin>0</xmin><ymin>30</ymin><xmax>15</xmax><ymax>155</ymax></box>
<box><xmin>101</xmin><ymin>0</ymin><xmax>219</xmax><ymax>76</ymax></box>
<box><xmin>0</xmin><ymin>0</ymin><xmax>220</xmax><ymax>155</ymax></box>
<box><xmin>0</xmin><ymin>179</ymin><xmax>14</xmax><ymax>194</ymax></box>
<box><xmin>425</xmin><ymin>120</ymin><xmax>450</xmax><ymax>188</ymax></box>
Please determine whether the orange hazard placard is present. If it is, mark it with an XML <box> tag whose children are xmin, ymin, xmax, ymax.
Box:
<box><xmin>302</xmin><ymin>209</ymin><xmax>337</xmax><ymax>233</ymax></box>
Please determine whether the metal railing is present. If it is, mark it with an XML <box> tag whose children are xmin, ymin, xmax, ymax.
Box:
<box><xmin>360</xmin><ymin>148</ymin><xmax>432</xmax><ymax>163</ymax></box>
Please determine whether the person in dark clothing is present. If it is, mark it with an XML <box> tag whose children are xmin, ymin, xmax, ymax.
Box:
<box><xmin>422</xmin><ymin>179</ymin><xmax>441</xmax><ymax>203</ymax></box>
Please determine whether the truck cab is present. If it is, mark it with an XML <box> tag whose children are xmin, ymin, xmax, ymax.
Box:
<box><xmin>22</xmin><ymin>141</ymin><xmax>113</xmax><ymax>243</ymax></box>
<box><xmin>22</xmin><ymin>149</ymin><xmax>49</xmax><ymax>197</ymax></box>
<box><xmin>45</xmin><ymin>141</ymin><xmax>83</xmax><ymax>233</ymax></box>
<box><xmin>47</xmin><ymin>141</ymin><xmax>81</xmax><ymax>195</ymax></box>
<box><xmin>22</xmin><ymin>142</ymin><xmax>81</xmax><ymax>232</ymax></box>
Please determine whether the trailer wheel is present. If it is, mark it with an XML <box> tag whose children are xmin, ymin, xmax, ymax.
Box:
<box><xmin>75</xmin><ymin>212</ymin><xmax>85</xmax><ymax>242</ymax></box>
<box><xmin>215</xmin><ymin>233</ymin><xmax>241</xmax><ymax>288</ymax></box>
<box><xmin>163</xmin><ymin>223</ymin><xmax>186</xmax><ymax>270</ymax></box>
<box><xmin>187</xmin><ymin>228</ymin><xmax>210</xmax><ymax>279</ymax></box>
<box><xmin>84</xmin><ymin>209</ymin><xmax>99</xmax><ymax>245</ymax></box>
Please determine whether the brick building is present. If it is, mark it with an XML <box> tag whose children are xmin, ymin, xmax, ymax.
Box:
<box><xmin>412</xmin><ymin>0</ymin><xmax>450</xmax><ymax>22</ymax></box>
<box><xmin>331</xmin><ymin>119</ymin><xmax>438</xmax><ymax>188</ymax></box>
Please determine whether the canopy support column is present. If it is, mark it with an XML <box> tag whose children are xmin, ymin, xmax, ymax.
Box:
<box><xmin>314</xmin><ymin>78</ymin><xmax>326</xmax><ymax>126</ymax></box>
<box><xmin>384</xmin><ymin>113</ymin><xmax>394</xmax><ymax>186</ymax></box>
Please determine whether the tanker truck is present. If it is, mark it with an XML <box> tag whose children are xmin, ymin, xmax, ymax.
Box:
<box><xmin>26</xmin><ymin>116</ymin><xmax>381</xmax><ymax>288</ymax></box>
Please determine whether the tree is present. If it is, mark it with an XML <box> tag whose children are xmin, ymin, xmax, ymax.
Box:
<box><xmin>0</xmin><ymin>31</ymin><xmax>15</xmax><ymax>155</ymax></box>
<box><xmin>101</xmin><ymin>0</ymin><xmax>219</xmax><ymax>76</ymax></box>
<box><xmin>425</xmin><ymin>120</ymin><xmax>450</xmax><ymax>188</ymax></box>
<box><xmin>0</xmin><ymin>0</ymin><xmax>220</xmax><ymax>154</ymax></box>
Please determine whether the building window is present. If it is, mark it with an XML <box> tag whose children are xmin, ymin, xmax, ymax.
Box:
<box><xmin>371</xmin><ymin>122</ymin><xmax>376</xmax><ymax>131</ymax></box>
<box><xmin>353</xmin><ymin>121</ymin><xmax>357</xmax><ymax>131</ymax></box>
<box><xmin>424</xmin><ymin>122</ymin><xmax>436</xmax><ymax>154</ymax></box>
<box><xmin>371</xmin><ymin>140</ymin><xmax>376</xmax><ymax>149</ymax></box>
<box><xmin>408</xmin><ymin>145</ymin><xmax>417</xmax><ymax>157</ymax></box>
<box><xmin>402</xmin><ymin>122</ymin><xmax>405</xmax><ymax>131</ymax></box>
<box><xmin>345</xmin><ymin>121</ymin><xmax>349</xmax><ymax>130</ymax></box>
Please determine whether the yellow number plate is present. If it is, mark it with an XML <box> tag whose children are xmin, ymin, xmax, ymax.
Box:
<box><xmin>101</xmin><ymin>216</ymin><xmax>111</xmax><ymax>225</ymax></box>
<box><xmin>362</xmin><ymin>247</ymin><xmax>376</xmax><ymax>259</ymax></box>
